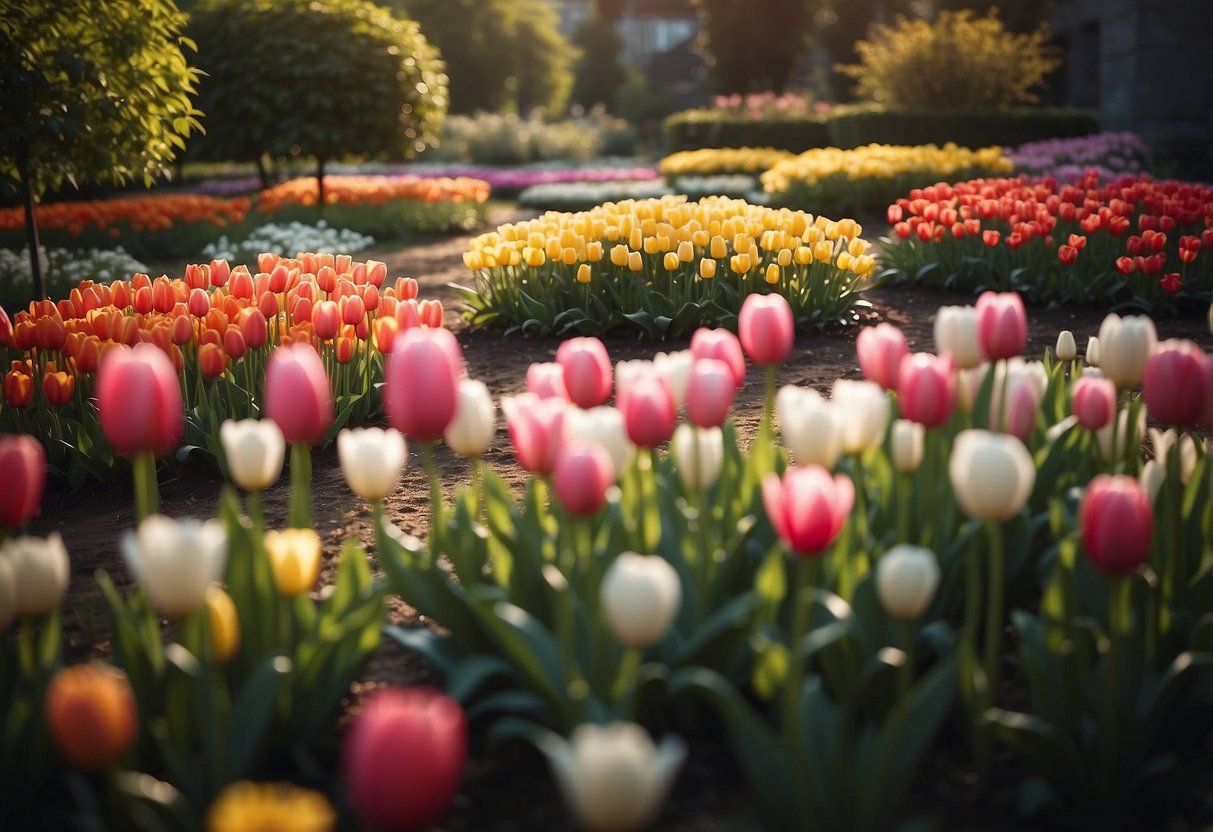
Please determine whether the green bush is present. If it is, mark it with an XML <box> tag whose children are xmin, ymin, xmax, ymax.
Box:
<box><xmin>425</xmin><ymin>109</ymin><xmax>638</xmax><ymax>165</ymax></box>
<box><xmin>826</xmin><ymin>105</ymin><xmax>1097</xmax><ymax>150</ymax></box>
<box><xmin>663</xmin><ymin>111</ymin><xmax>831</xmax><ymax>153</ymax></box>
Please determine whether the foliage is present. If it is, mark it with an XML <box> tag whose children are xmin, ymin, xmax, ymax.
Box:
<box><xmin>425</xmin><ymin>109</ymin><xmax>638</xmax><ymax>166</ymax></box>
<box><xmin>691</xmin><ymin>0</ymin><xmax>812</xmax><ymax>94</ymax></box>
<box><xmin>825</xmin><ymin>104</ymin><xmax>1098</xmax><ymax>151</ymax></box>
<box><xmin>570</xmin><ymin>12</ymin><xmax>628</xmax><ymax>112</ymax></box>
<box><xmin>392</xmin><ymin>0</ymin><xmax>577</xmax><ymax>116</ymax></box>
<box><xmin>809</xmin><ymin>0</ymin><xmax>920</xmax><ymax>102</ymax></box>
<box><xmin>838</xmin><ymin>10</ymin><xmax>1061</xmax><ymax>111</ymax></box>
<box><xmin>663</xmin><ymin>109</ymin><xmax>832</xmax><ymax>154</ymax></box>
<box><xmin>186</xmin><ymin>0</ymin><xmax>447</xmax><ymax>166</ymax></box>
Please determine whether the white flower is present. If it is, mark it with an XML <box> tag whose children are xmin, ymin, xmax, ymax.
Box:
<box><xmin>948</xmin><ymin>430</ymin><xmax>1036</xmax><ymax>521</ymax></box>
<box><xmin>1085</xmin><ymin>336</ymin><xmax>1101</xmax><ymax>367</ymax></box>
<box><xmin>671</xmin><ymin>424</ymin><xmax>723</xmax><ymax>490</ymax></box>
<box><xmin>776</xmin><ymin>385</ymin><xmax>842</xmax><ymax>468</ymax></box>
<box><xmin>564</xmin><ymin>406</ymin><xmax>633</xmax><ymax>477</ymax></box>
<box><xmin>1149</xmin><ymin>428</ymin><xmax>1198</xmax><ymax>484</ymax></box>
<box><xmin>1</xmin><ymin>533</ymin><xmax>69</xmax><ymax>619</ymax></box>
<box><xmin>1097</xmin><ymin>313</ymin><xmax>1157</xmax><ymax>388</ymax></box>
<box><xmin>122</xmin><ymin>516</ymin><xmax>226</xmax><ymax>615</ymax></box>
<box><xmin>1055</xmin><ymin>330</ymin><xmax>1077</xmax><ymax>362</ymax></box>
<box><xmin>876</xmin><ymin>545</ymin><xmax>940</xmax><ymax>620</ymax></box>
<box><xmin>337</xmin><ymin>427</ymin><xmax>408</xmax><ymax>501</ymax></box>
<box><xmin>444</xmin><ymin>379</ymin><xmax>496</xmax><ymax>457</ymax></box>
<box><xmin>1139</xmin><ymin>459</ymin><xmax>1165</xmax><ymax>504</ymax></box>
<box><xmin>1096</xmin><ymin>406</ymin><xmax>1147</xmax><ymax>463</ymax></box>
<box><xmin>933</xmin><ymin>305</ymin><xmax>982</xmax><ymax>369</ymax></box>
<box><xmin>830</xmin><ymin>379</ymin><xmax>889</xmax><ymax>455</ymax></box>
<box><xmin>220</xmin><ymin>419</ymin><xmax>285</xmax><ymax>492</ymax></box>
<box><xmin>540</xmin><ymin>722</ymin><xmax>686</xmax><ymax>832</ymax></box>
<box><xmin>600</xmin><ymin>553</ymin><xmax>682</xmax><ymax>649</ymax></box>
<box><xmin>652</xmin><ymin>350</ymin><xmax>694</xmax><ymax>409</ymax></box>
<box><xmin>890</xmin><ymin>419</ymin><xmax>924</xmax><ymax>474</ymax></box>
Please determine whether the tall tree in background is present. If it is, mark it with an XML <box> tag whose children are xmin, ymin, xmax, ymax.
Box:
<box><xmin>571</xmin><ymin>13</ymin><xmax>628</xmax><ymax>111</ymax></box>
<box><xmin>810</xmin><ymin>0</ymin><xmax>918</xmax><ymax>102</ymax></box>
<box><xmin>0</xmin><ymin>0</ymin><xmax>202</xmax><ymax>301</ymax></box>
<box><xmin>692</xmin><ymin>0</ymin><xmax>813</xmax><ymax>93</ymax></box>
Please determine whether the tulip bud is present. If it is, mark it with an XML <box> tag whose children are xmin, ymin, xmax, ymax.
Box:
<box><xmin>1071</xmin><ymin>375</ymin><xmax>1116</xmax><ymax>431</ymax></box>
<box><xmin>96</xmin><ymin>344</ymin><xmax>184</xmax><ymax>458</ymax></box>
<box><xmin>1143</xmin><ymin>340</ymin><xmax>1207</xmax><ymax>427</ymax></box>
<box><xmin>948</xmin><ymin>430</ymin><xmax>1035</xmax><ymax>521</ymax></box>
<box><xmin>601</xmin><ymin>553</ymin><xmax>682</xmax><ymax>648</ymax></box>
<box><xmin>671</xmin><ymin>424</ymin><xmax>724</xmax><ymax>491</ymax></box>
<box><xmin>264</xmin><ymin>344</ymin><xmax>334</xmax><ymax>446</ymax></box>
<box><xmin>898</xmin><ymin>352</ymin><xmax>957</xmax><ymax>428</ymax></box>
<box><xmin>527</xmin><ymin>362</ymin><xmax>569</xmax><ymax>400</ymax></box>
<box><xmin>263</xmin><ymin>528</ymin><xmax>322</xmax><ymax>597</ymax></box>
<box><xmin>2</xmin><ymin>532</ymin><xmax>69</xmax><ymax>618</ymax></box>
<box><xmin>45</xmin><ymin>663</ymin><xmax>137</xmax><ymax>773</ymax></box>
<box><xmin>0</xmin><ymin>434</ymin><xmax>46</xmax><ymax>529</ymax></box>
<box><xmin>503</xmin><ymin>393</ymin><xmax>566</xmax><ymax>475</ymax></box>
<box><xmin>652</xmin><ymin>350</ymin><xmax>694</xmax><ymax>409</ymax></box>
<box><xmin>684</xmin><ymin>358</ymin><xmax>737</xmax><ymax>428</ymax></box>
<box><xmin>1081</xmin><ymin>475</ymin><xmax>1153</xmax><ymax>575</ymax></box>
<box><xmin>689</xmin><ymin>328</ymin><xmax>745</xmax><ymax>387</ymax></box>
<box><xmin>763</xmin><ymin>465</ymin><xmax>854</xmax><ymax>556</ymax></box>
<box><xmin>564</xmin><ymin>406</ymin><xmax>632</xmax><ymax>477</ymax></box>
<box><xmin>553</xmin><ymin>443</ymin><xmax>614</xmax><ymax>517</ymax></box>
<box><xmin>1055</xmin><ymin>330</ymin><xmax>1077</xmax><ymax>363</ymax></box>
<box><xmin>975</xmin><ymin>291</ymin><xmax>1027</xmax><ymax>361</ymax></box>
<box><xmin>557</xmin><ymin>337</ymin><xmax>613</xmax><ymax>409</ymax></box>
<box><xmin>338</xmin><ymin>427</ymin><xmax>407</xmax><ymax>501</ymax></box>
<box><xmin>933</xmin><ymin>305</ymin><xmax>982</xmax><ymax>369</ymax></box>
<box><xmin>122</xmin><ymin>516</ymin><xmax>226</xmax><ymax>614</ymax></box>
<box><xmin>776</xmin><ymin>386</ymin><xmax>841</xmax><ymax>469</ymax></box>
<box><xmin>1096</xmin><ymin>406</ymin><xmax>1145</xmax><ymax>464</ymax></box>
<box><xmin>1097</xmin><ymin>313</ymin><xmax>1157</xmax><ymax>388</ymax></box>
<box><xmin>1085</xmin><ymin>336</ymin><xmax>1101</xmax><ymax>367</ymax></box>
<box><xmin>876</xmin><ymin>545</ymin><xmax>940</xmax><ymax>620</ymax></box>
<box><xmin>205</xmin><ymin>585</ymin><xmax>240</xmax><ymax>663</ymax></box>
<box><xmin>1139</xmin><ymin>459</ymin><xmax>1165</xmax><ymax>504</ymax></box>
<box><xmin>830</xmin><ymin>379</ymin><xmax>889</xmax><ymax>455</ymax></box>
<box><xmin>890</xmin><ymin>419</ymin><xmax>924</xmax><ymax>474</ymax></box>
<box><xmin>444</xmin><ymin>379</ymin><xmax>496</xmax><ymax>457</ymax></box>
<box><xmin>385</xmin><ymin>328</ymin><xmax>462</xmax><ymax>442</ymax></box>
<box><xmin>220</xmin><ymin>419</ymin><xmax>286</xmax><ymax>493</ymax></box>
<box><xmin>738</xmin><ymin>293</ymin><xmax>794</xmax><ymax>366</ymax></box>
<box><xmin>619</xmin><ymin>376</ymin><xmax>676</xmax><ymax>448</ymax></box>
<box><xmin>856</xmin><ymin>323</ymin><xmax>908</xmax><ymax>390</ymax></box>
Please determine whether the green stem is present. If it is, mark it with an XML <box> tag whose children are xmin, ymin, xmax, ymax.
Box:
<box><xmin>763</xmin><ymin>365</ymin><xmax>777</xmax><ymax>436</ymax></box>
<box><xmin>984</xmin><ymin>520</ymin><xmax>1005</xmax><ymax>707</ymax></box>
<box><xmin>783</xmin><ymin>556</ymin><xmax>817</xmax><ymax>738</ymax></box>
<box><xmin>612</xmin><ymin>647</ymin><xmax>641</xmax><ymax>707</ymax></box>
<box><xmin>896</xmin><ymin>472</ymin><xmax>911</xmax><ymax>544</ymax></box>
<box><xmin>694</xmin><ymin>428</ymin><xmax>713</xmax><ymax>619</ymax></box>
<box><xmin>1100</xmin><ymin>575</ymin><xmax>1133</xmax><ymax>787</ymax></box>
<box><xmin>471</xmin><ymin>456</ymin><xmax>484</xmax><ymax>523</ymax></box>
<box><xmin>962</xmin><ymin>539</ymin><xmax>982</xmax><ymax>675</ymax></box>
<box><xmin>1164</xmin><ymin>438</ymin><xmax>1183</xmax><ymax>618</ymax></box>
<box><xmin>247</xmin><ymin>491</ymin><xmax>264</xmax><ymax>535</ymax></box>
<box><xmin>288</xmin><ymin>443</ymin><xmax>312</xmax><ymax>529</ymax></box>
<box><xmin>132</xmin><ymin>450</ymin><xmax>159</xmax><ymax>524</ymax></box>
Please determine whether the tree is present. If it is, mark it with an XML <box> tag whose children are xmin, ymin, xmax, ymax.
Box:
<box><xmin>0</xmin><ymin>0</ymin><xmax>202</xmax><ymax>300</ymax></box>
<box><xmin>571</xmin><ymin>14</ymin><xmax>628</xmax><ymax>111</ymax></box>
<box><xmin>391</xmin><ymin>0</ymin><xmax>578</xmax><ymax>116</ymax></box>
<box><xmin>187</xmin><ymin>0</ymin><xmax>447</xmax><ymax>201</ymax></box>
<box><xmin>692</xmin><ymin>0</ymin><xmax>813</xmax><ymax>94</ymax></box>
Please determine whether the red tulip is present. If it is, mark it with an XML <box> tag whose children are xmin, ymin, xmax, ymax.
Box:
<box><xmin>344</xmin><ymin>687</ymin><xmax>466</xmax><ymax>832</ymax></box>
<box><xmin>856</xmin><ymin>323</ymin><xmax>909</xmax><ymax>390</ymax></box>
<box><xmin>384</xmin><ymin>328</ymin><xmax>462</xmax><ymax>442</ymax></box>
<box><xmin>264</xmin><ymin>343</ymin><xmax>334</xmax><ymax>446</ymax></box>
<box><xmin>619</xmin><ymin>375</ymin><xmax>676</xmax><ymax>448</ymax></box>
<box><xmin>239</xmin><ymin>309</ymin><xmax>268</xmax><ymax>349</ymax></box>
<box><xmin>975</xmin><ymin>291</ymin><xmax>1027</xmax><ymax>361</ymax></box>
<box><xmin>685</xmin><ymin>358</ymin><xmax>737</xmax><ymax>428</ymax></box>
<box><xmin>897</xmin><ymin>352</ymin><xmax>956</xmax><ymax>428</ymax></box>
<box><xmin>1081</xmin><ymin>475</ymin><xmax>1153</xmax><ymax>575</ymax></box>
<box><xmin>553</xmin><ymin>442</ymin><xmax>614</xmax><ymax>516</ymax></box>
<box><xmin>341</xmin><ymin>294</ymin><xmax>366</xmax><ymax>326</ymax></box>
<box><xmin>689</xmin><ymin>327</ymin><xmax>746</xmax><ymax>387</ymax></box>
<box><xmin>222</xmin><ymin>326</ymin><xmax>247</xmax><ymax>361</ymax></box>
<box><xmin>503</xmin><ymin>393</ymin><xmax>566</xmax><ymax>475</ymax></box>
<box><xmin>1071</xmin><ymin>375</ymin><xmax>1116</xmax><ymax>430</ymax></box>
<box><xmin>210</xmin><ymin>259</ymin><xmax>231</xmax><ymax>287</ymax></box>
<box><xmin>1143</xmin><ymin>340</ymin><xmax>1207</xmax><ymax>427</ymax></box>
<box><xmin>96</xmin><ymin>344</ymin><xmax>183</xmax><ymax>457</ymax></box>
<box><xmin>762</xmin><ymin>465</ymin><xmax>854</xmax><ymax>556</ymax></box>
<box><xmin>0</xmin><ymin>434</ymin><xmax>46</xmax><ymax>528</ymax></box>
<box><xmin>198</xmin><ymin>343</ymin><xmax>226</xmax><ymax>378</ymax></box>
<box><xmin>738</xmin><ymin>293</ymin><xmax>794</xmax><ymax>366</ymax></box>
<box><xmin>557</xmin><ymin>337</ymin><xmax>613</xmax><ymax>409</ymax></box>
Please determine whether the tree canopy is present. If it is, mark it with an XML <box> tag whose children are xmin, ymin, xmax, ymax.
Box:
<box><xmin>692</xmin><ymin>0</ymin><xmax>812</xmax><ymax>94</ymax></box>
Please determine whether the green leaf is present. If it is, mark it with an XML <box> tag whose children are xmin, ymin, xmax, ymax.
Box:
<box><xmin>984</xmin><ymin>707</ymin><xmax>1086</xmax><ymax>792</ymax></box>
<box><xmin>226</xmin><ymin>653</ymin><xmax>292</xmax><ymax>778</ymax></box>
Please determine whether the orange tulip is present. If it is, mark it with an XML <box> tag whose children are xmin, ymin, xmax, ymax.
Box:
<box><xmin>335</xmin><ymin>336</ymin><xmax>356</xmax><ymax>364</ymax></box>
<box><xmin>42</xmin><ymin>367</ymin><xmax>75</xmax><ymax>406</ymax></box>
<box><xmin>45</xmin><ymin>663</ymin><xmax>138</xmax><ymax>773</ymax></box>
<box><xmin>223</xmin><ymin>326</ymin><xmax>247</xmax><ymax>360</ymax></box>
<box><xmin>373</xmin><ymin>316</ymin><xmax>400</xmax><ymax>354</ymax></box>
<box><xmin>4</xmin><ymin>369</ymin><xmax>34</xmax><ymax>407</ymax></box>
<box><xmin>199</xmin><ymin>342</ymin><xmax>226</xmax><ymax>378</ymax></box>
<box><xmin>34</xmin><ymin>315</ymin><xmax>67</xmax><ymax>351</ymax></box>
<box><xmin>77</xmin><ymin>336</ymin><xmax>102</xmax><ymax>374</ymax></box>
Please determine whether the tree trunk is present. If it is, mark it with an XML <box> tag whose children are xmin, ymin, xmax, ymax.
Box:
<box><xmin>316</xmin><ymin>157</ymin><xmax>326</xmax><ymax>218</ymax></box>
<box><xmin>255</xmin><ymin>155</ymin><xmax>271</xmax><ymax>190</ymax></box>
<box><xmin>15</xmin><ymin>142</ymin><xmax>45</xmax><ymax>303</ymax></box>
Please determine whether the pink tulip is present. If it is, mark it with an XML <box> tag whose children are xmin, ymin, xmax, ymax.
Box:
<box><xmin>1072</xmin><ymin>375</ymin><xmax>1116</xmax><ymax>430</ymax></box>
<box><xmin>96</xmin><ymin>344</ymin><xmax>183</xmax><ymax>457</ymax></box>
<box><xmin>856</xmin><ymin>323</ymin><xmax>908</xmax><ymax>390</ymax></box>
<box><xmin>685</xmin><ymin>358</ymin><xmax>737</xmax><ymax>428</ymax></box>
<box><xmin>1202</xmin><ymin>356</ymin><xmax>1213</xmax><ymax>430</ymax></box>
<box><xmin>264</xmin><ymin>343</ymin><xmax>334</xmax><ymax>446</ymax></box>
<box><xmin>553</xmin><ymin>442</ymin><xmax>615</xmax><ymax>516</ymax></box>
<box><xmin>690</xmin><ymin>328</ymin><xmax>746</xmax><ymax>387</ymax></box>
<box><xmin>384</xmin><ymin>328</ymin><xmax>463</xmax><ymax>442</ymax></box>
<box><xmin>619</xmin><ymin>376</ymin><xmax>677</xmax><ymax>448</ymax></box>
<box><xmin>187</xmin><ymin>287</ymin><xmax>210</xmax><ymax>318</ymax></box>
<box><xmin>503</xmin><ymin>394</ymin><xmax>566</xmax><ymax>475</ymax></box>
<box><xmin>1143</xmin><ymin>339</ymin><xmax>1207</xmax><ymax>427</ymax></box>
<box><xmin>344</xmin><ymin>687</ymin><xmax>466</xmax><ymax>832</ymax></box>
<box><xmin>1081</xmin><ymin>475</ymin><xmax>1153</xmax><ymax>575</ymax></box>
<box><xmin>526</xmin><ymin>362</ymin><xmax>568</xmax><ymax>400</ymax></box>
<box><xmin>762</xmin><ymin>465</ymin><xmax>854</xmax><ymax>556</ymax></box>
<box><xmin>312</xmin><ymin>300</ymin><xmax>340</xmax><ymax>340</ymax></box>
<box><xmin>0</xmin><ymin>434</ymin><xmax>46</xmax><ymax>528</ymax></box>
<box><xmin>897</xmin><ymin>352</ymin><xmax>957</xmax><ymax>428</ymax></box>
<box><xmin>557</xmin><ymin>337</ymin><xmax>613</xmax><ymax>409</ymax></box>
<box><xmin>994</xmin><ymin>378</ymin><xmax>1039</xmax><ymax>441</ymax></box>
<box><xmin>975</xmin><ymin>291</ymin><xmax>1027</xmax><ymax>361</ymax></box>
<box><xmin>738</xmin><ymin>293</ymin><xmax>794</xmax><ymax>366</ymax></box>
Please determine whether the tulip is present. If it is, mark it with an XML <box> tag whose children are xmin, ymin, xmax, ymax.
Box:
<box><xmin>2</xmin><ymin>533</ymin><xmax>69</xmax><ymax>617</ymax></box>
<box><xmin>1139</xmin><ymin>459</ymin><xmax>1165</xmax><ymax>504</ymax></box>
<box><xmin>563</xmin><ymin>406</ymin><xmax>632</xmax><ymax>478</ymax></box>
<box><xmin>933</xmin><ymin>305</ymin><xmax>982</xmax><ymax>369</ymax></box>
<box><xmin>684</xmin><ymin>358</ymin><xmax>737</xmax><ymax>428</ymax></box>
<box><xmin>987</xmin><ymin>360</ymin><xmax>1043</xmax><ymax>441</ymax></box>
<box><xmin>44</xmin><ymin>663</ymin><xmax>137</xmax><ymax>773</ymax></box>
<box><xmin>652</xmin><ymin>349</ymin><xmax>695</xmax><ymax>408</ymax></box>
<box><xmin>897</xmin><ymin>352</ymin><xmax>957</xmax><ymax>428</ymax></box>
<box><xmin>775</xmin><ymin>386</ymin><xmax>841</xmax><ymax>469</ymax></box>
<box><xmin>263</xmin><ymin>528</ymin><xmax>322</xmax><ymax>597</ymax></box>
<box><xmin>264</xmin><ymin>344</ymin><xmax>334</xmax><ymax>446</ymax></box>
<box><xmin>619</xmin><ymin>376</ymin><xmax>676</xmax><ymax>448</ymax></box>
<box><xmin>1143</xmin><ymin>340</ymin><xmax>1207</xmax><ymax>427</ymax></box>
<box><xmin>762</xmin><ymin>465</ymin><xmax>854</xmax><ymax>556</ymax></box>
<box><xmin>738</xmin><ymin>293</ymin><xmax>794</xmax><ymax>366</ymax></box>
<box><xmin>312</xmin><ymin>300</ymin><xmax>340</xmax><ymax>340</ymax></box>
<box><xmin>0</xmin><ymin>434</ymin><xmax>46</xmax><ymax>529</ymax></box>
<box><xmin>975</xmin><ymin>291</ymin><xmax>1027</xmax><ymax>361</ymax></box>
<box><xmin>948</xmin><ymin>430</ymin><xmax>1035</xmax><ymax>521</ymax></box>
<box><xmin>207</xmin><ymin>781</ymin><xmax>336</xmax><ymax>832</ymax></box>
<box><xmin>526</xmin><ymin>362</ymin><xmax>568</xmax><ymax>400</ymax></box>
<box><xmin>876</xmin><ymin>545</ymin><xmax>940</xmax><ymax>620</ymax></box>
<box><xmin>1097</xmin><ymin>313</ymin><xmax>1157</xmax><ymax>388</ymax></box>
<box><xmin>830</xmin><ymin>379</ymin><xmax>889</xmax><ymax>455</ymax></box>
<box><xmin>670</xmin><ymin>424</ymin><xmax>724</xmax><ymax>491</ymax></box>
<box><xmin>557</xmin><ymin>337</ymin><xmax>613</xmax><ymax>409</ymax></box>
<box><xmin>206</xmin><ymin>585</ymin><xmax>240</xmax><ymax>663</ymax></box>
<box><xmin>344</xmin><ymin>687</ymin><xmax>466</xmax><ymax>832</ymax></box>
<box><xmin>1055</xmin><ymin>330</ymin><xmax>1077</xmax><ymax>363</ymax></box>
<box><xmin>1149</xmin><ymin>428</ymin><xmax>1198</xmax><ymax>484</ymax></box>
<box><xmin>890</xmin><ymin>419</ymin><xmax>924</xmax><ymax>474</ymax></box>
<box><xmin>384</xmin><ymin>328</ymin><xmax>462</xmax><ymax>442</ymax></box>
<box><xmin>219</xmin><ymin>419</ymin><xmax>285</xmax><ymax>492</ymax></box>
<box><xmin>1072</xmin><ymin>375</ymin><xmax>1116</xmax><ymax>430</ymax></box>
<box><xmin>1096</xmin><ymin>406</ymin><xmax>1146</xmax><ymax>463</ymax></box>
<box><xmin>4</xmin><ymin>368</ymin><xmax>33</xmax><ymax>408</ymax></box>
<box><xmin>600</xmin><ymin>553</ymin><xmax>682</xmax><ymax>649</ymax></box>
<box><xmin>444</xmin><ymin>379</ymin><xmax>496</xmax><ymax>458</ymax></box>
<box><xmin>337</xmin><ymin>427</ymin><xmax>407</xmax><ymax>502</ymax></box>
<box><xmin>96</xmin><ymin>343</ymin><xmax>183</xmax><ymax>457</ymax></box>
<box><xmin>553</xmin><ymin>443</ymin><xmax>615</xmax><ymax>517</ymax></box>
<box><xmin>122</xmin><ymin>516</ymin><xmax>226</xmax><ymax>614</ymax></box>
<box><xmin>540</xmin><ymin>722</ymin><xmax>685</xmax><ymax>832</ymax></box>
<box><xmin>856</xmin><ymin>323</ymin><xmax>909</xmax><ymax>390</ymax></box>
<box><xmin>502</xmin><ymin>393</ymin><xmax>566</xmax><ymax>476</ymax></box>
<box><xmin>689</xmin><ymin>328</ymin><xmax>745</xmax><ymax>387</ymax></box>
<box><xmin>1085</xmin><ymin>335</ymin><xmax>1101</xmax><ymax>367</ymax></box>
<box><xmin>1081</xmin><ymin>475</ymin><xmax>1153</xmax><ymax>575</ymax></box>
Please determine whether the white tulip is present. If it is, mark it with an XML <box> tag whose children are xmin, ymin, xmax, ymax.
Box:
<box><xmin>933</xmin><ymin>305</ymin><xmax>982</xmax><ymax>369</ymax></box>
<box><xmin>564</xmin><ymin>406</ymin><xmax>633</xmax><ymax>478</ymax></box>
<box><xmin>776</xmin><ymin>385</ymin><xmax>842</xmax><ymax>468</ymax></box>
<box><xmin>220</xmin><ymin>419</ymin><xmax>285</xmax><ymax>492</ymax></box>
<box><xmin>890</xmin><ymin>419</ymin><xmax>924</xmax><ymax>474</ymax></box>
<box><xmin>0</xmin><ymin>556</ymin><xmax>14</xmax><ymax>630</ymax></box>
<box><xmin>614</xmin><ymin>359</ymin><xmax>655</xmax><ymax>397</ymax></box>
<box><xmin>671</xmin><ymin>424</ymin><xmax>723</xmax><ymax>490</ymax></box>
<box><xmin>1139</xmin><ymin>459</ymin><xmax>1165</xmax><ymax>504</ymax></box>
<box><xmin>1097</xmin><ymin>313</ymin><xmax>1157</xmax><ymax>388</ymax></box>
<box><xmin>1096</xmin><ymin>406</ymin><xmax>1146</xmax><ymax>463</ymax></box>
<box><xmin>122</xmin><ymin>516</ymin><xmax>226</xmax><ymax>615</ymax></box>
<box><xmin>652</xmin><ymin>350</ymin><xmax>694</xmax><ymax>408</ymax></box>
<box><xmin>338</xmin><ymin>427</ymin><xmax>407</xmax><ymax>501</ymax></box>
<box><xmin>540</xmin><ymin>722</ymin><xmax>686</xmax><ymax>832</ymax></box>
<box><xmin>948</xmin><ymin>430</ymin><xmax>1036</xmax><ymax>521</ymax></box>
<box><xmin>1055</xmin><ymin>330</ymin><xmax>1077</xmax><ymax>363</ymax></box>
<box><xmin>830</xmin><ymin>379</ymin><xmax>889</xmax><ymax>455</ymax></box>
<box><xmin>876</xmin><ymin>545</ymin><xmax>940</xmax><ymax>620</ymax></box>
<box><xmin>444</xmin><ymin>379</ymin><xmax>496</xmax><ymax>457</ymax></box>
<box><xmin>1</xmin><ymin>533</ymin><xmax>68</xmax><ymax>618</ymax></box>
<box><xmin>1085</xmin><ymin>336</ymin><xmax>1101</xmax><ymax>367</ymax></box>
<box><xmin>1149</xmin><ymin>428</ymin><xmax>1198</xmax><ymax>484</ymax></box>
<box><xmin>956</xmin><ymin>364</ymin><xmax>988</xmax><ymax>412</ymax></box>
<box><xmin>601</xmin><ymin>553</ymin><xmax>682</xmax><ymax>649</ymax></box>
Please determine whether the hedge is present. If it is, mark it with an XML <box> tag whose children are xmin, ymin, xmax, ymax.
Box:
<box><xmin>663</xmin><ymin>111</ymin><xmax>831</xmax><ymax>154</ymax></box>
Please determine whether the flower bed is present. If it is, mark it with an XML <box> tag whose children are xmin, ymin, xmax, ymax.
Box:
<box><xmin>761</xmin><ymin>142</ymin><xmax>1014</xmax><ymax>214</ymax></box>
<box><xmin>516</xmin><ymin>179</ymin><xmax>673</xmax><ymax>211</ymax></box>
<box><xmin>201</xmin><ymin>222</ymin><xmax>374</xmax><ymax>264</ymax></box>
<box><xmin>0</xmin><ymin>246</ymin><xmax>149</xmax><ymax>313</ymax></box>
<box><xmin>878</xmin><ymin>173</ymin><xmax>1213</xmax><ymax>312</ymax></box>
<box><xmin>1008</xmin><ymin>131</ymin><xmax>1150</xmax><ymax>183</ymax></box>
<box><xmin>458</xmin><ymin>195</ymin><xmax>874</xmax><ymax>338</ymax></box>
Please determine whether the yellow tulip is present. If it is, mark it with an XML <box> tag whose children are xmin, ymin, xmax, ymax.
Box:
<box><xmin>577</xmin><ymin>263</ymin><xmax>592</xmax><ymax>284</ymax></box>
<box><xmin>263</xmin><ymin>529</ymin><xmax>322</xmax><ymax>597</ymax></box>
<box><xmin>699</xmin><ymin>258</ymin><xmax>717</xmax><ymax>279</ymax></box>
<box><xmin>765</xmin><ymin>263</ymin><xmax>781</xmax><ymax>285</ymax></box>
<box><xmin>206</xmin><ymin>585</ymin><xmax>240</xmax><ymax>663</ymax></box>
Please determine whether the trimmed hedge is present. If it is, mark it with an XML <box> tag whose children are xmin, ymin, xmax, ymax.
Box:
<box><xmin>663</xmin><ymin>111</ymin><xmax>831</xmax><ymax>153</ymax></box>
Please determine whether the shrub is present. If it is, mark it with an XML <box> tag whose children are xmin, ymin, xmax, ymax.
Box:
<box><xmin>826</xmin><ymin>104</ymin><xmax>1097</xmax><ymax>150</ymax></box>
<box><xmin>837</xmin><ymin>10</ymin><xmax>1061</xmax><ymax>111</ymax></box>
<box><xmin>663</xmin><ymin>110</ymin><xmax>831</xmax><ymax>153</ymax></box>
<box><xmin>425</xmin><ymin>109</ymin><xmax>638</xmax><ymax>166</ymax></box>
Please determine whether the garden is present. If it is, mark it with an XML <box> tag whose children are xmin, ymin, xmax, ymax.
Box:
<box><xmin>1</xmin><ymin>1</ymin><xmax>1212</xmax><ymax>831</ymax></box>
